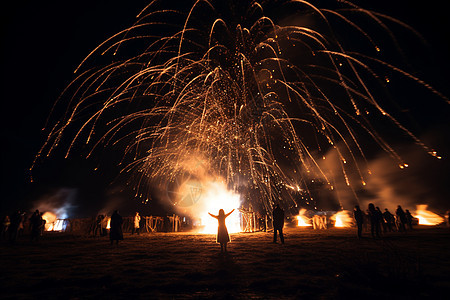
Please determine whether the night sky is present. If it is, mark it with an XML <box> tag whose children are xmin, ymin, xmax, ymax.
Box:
<box><xmin>1</xmin><ymin>0</ymin><xmax>449</xmax><ymax>216</ymax></box>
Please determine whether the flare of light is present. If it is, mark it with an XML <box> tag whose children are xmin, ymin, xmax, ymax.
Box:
<box><xmin>190</xmin><ymin>181</ymin><xmax>241</xmax><ymax>234</ymax></box>
<box><xmin>296</xmin><ymin>209</ymin><xmax>312</xmax><ymax>226</ymax></box>
<box><xmin>42</xmin><ymin>212</ymin><xmax>66</xmax><ymax>231</ymax></box>
<box><xmin>331</xmin><ymin>210</ymin><xmax>353</xmax><ymax>227</ymax></box>
<box><xmin>414</xmin><ymin>204</ymin><xmax>444</xmax><ymax>225</ymax></box>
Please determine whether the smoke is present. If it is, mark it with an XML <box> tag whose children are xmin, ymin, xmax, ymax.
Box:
<box><xmin>320</xmin><ymin>138</ymin><xmax>449</xmax><ymax>213</ymax></box>
<box><xmin>97</xmin><ymin>186</ymin><xmax>130</xmax><ymax>216</ymax></box>
<box><xmin>33</xmin><ymin>188</ymin><xmax>78</xmax><ymax>219</ymax></box>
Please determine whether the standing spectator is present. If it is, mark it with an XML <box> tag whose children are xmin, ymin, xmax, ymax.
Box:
<box><xmin>368</xmin><ymin>203</ymin><xmax>381</xmax><ymax>238</ymax></box>
<box><xmin>8</xmin><ymin>210</ymin><xmax>22</xmax><ymax>243</ymax></box>
<box><xmin>353</xmin><ymin>205</ymin><xmax>364</xmax><ymax>238</ymax></box>
<box><xmin>39</xmin><ymin>212</ymin><xmax>46</xmax><ymax>236</ymax></box>
<box><xmin>383</xmin><ymin>208</ymin><xmax>395</xmax><ymax>232</ymax></box>
<box><xmin>273</xmin><ymin>204</ymin><xmax>285</xmax><ymax>244</ymax></box>
<box><xmin>93</xmin><ymin>215</ymin><xmax>103</xmax><ymax>237</ymax></box>
<box><xmin>133</xmin><ymin>212</ymin><xmax>141</xmax><ymax>235</ymax></box>
<box><xmin>208</xmin><ymin>209</ymin><xmax>235</xmax><ymax>253</ymax></box>
<box><xmin>110</xmin><ymin>210</ymin><xmax>124</xmax><ymax>245</ymax></box>
<box><xmin>2</xmin><ymin>215</ymin><xmax>10</xmax><ymax>240</ymax></box>
<box><xmin>30</xmin><ymin>210</ymin><xmax>41</xmax><ymax>241</ymax></box>
<box><xmin>18</xmin><ymin>212</ymin><xmax>25</xmax><ymax>237</ymax></box>
<box><xmin>375</xmin><ymin>207</ymin><xmax>384</xmax><ymax>234</ymax></box>
<box><xmin>405</xmin><ymin>209</ymin><xmax>414</xmax><ymax>230</ymax></box>
<box><xmin>396</xmin><ymin>205</ymin><xmax>407</xmax><ymax>232</ymax></box>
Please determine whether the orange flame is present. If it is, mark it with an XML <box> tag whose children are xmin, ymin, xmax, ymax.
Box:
<box><xmin>414</xmin><ymin>205</ymin><xmax>444</xmax><ymax>225</ymax></box>
<box><xmin>296</xmin><ymin>209</ymin><xmax>312</xmax><ymax>226</ymax></box>
<box><xmin>331</xmin><ymin>210</ymin><xmax>353</xmax><ymax>227</ymax></box>
<box><xmin>42</xmin><ymin>212</ymin><xmax>65</xmax><ymax>231</ymax></box>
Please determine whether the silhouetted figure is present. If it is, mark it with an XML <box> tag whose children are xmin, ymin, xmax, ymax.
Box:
<box><xmin>273</xmin><ymin>204</ymin><xmax>285</xmax><ymax>244</ymax></box>
<box><xmin>368</xmin><ymin>203</ymin><xmax>381</xmax><ymax>238</ymax></box>
<box><xmin>208</xmin><ymin>209</ymin><xmax>235</xmax><ymax>253</ymax></box>
<box><xmin>396</xmin><ymin>205</ymin><xmax>407</xmax><ymax>232</ymax></box>
<box><xmin>2</xmin><ymin>215</ymin><xmax>10</xmax><ymax>240</ymax></box>
<box><xmin>353</xmin><ymin>205</ymin><xmax>364</xmax><ymax>238</ymax></box>
<box><xmin>132</xmin><ymin>212</ymin><xmax>141</xmax><ymax>235</ymax></box>
<box><xmin>39</xmin><ymin>212</ymin><xmax>46</xmax><ymax>236</ymax></box>
<box><xmin>18</xmin><ymin>212</ymin><xmax>25</xmax><ymax>237</ymax></box>
<box><xmin>8</xmin><ymin>211</ymin><xmax>22</xmax><ymax>243</ymax></box>
<box><xmin>30</xmin><ymin>210</ymin><xmax>41</xmax><ymax>242</ymax></box>
<box><xmin>375</xmin><ymin>207</ymin><xmax>384</xmax><ymax>234</ymax></box>
<box><xmin>93</xmin><ymin>215</ymin><xmax>103</xmax><ymax>237</ymax></box>
<box><xmin>383</xmin><ymin>208</ymin><xmax>395</xmax><ymax>232</ymax></box>
<box><xmin>110</xmin><ymin>210</ymin><xmax>123</xmax><ymax>245</ymax></box>
<box><xmin>405</xmin><ymin>209</ymin><xmax>414</xmax><ymax>230</ymax></box>
<box><xmin>363</xmin><ymin>210</ymin><xmax>370</xmax><ymax>232</ymax></box>
<box><xmin>446</xmin><ymin>210</ymin><xmax>450</xmax><ymax>228</ymax></box>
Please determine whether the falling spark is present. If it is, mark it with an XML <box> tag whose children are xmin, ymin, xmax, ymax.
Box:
<box><xmin>34</xmin><ymin>0</ymin><xmax>447</xmax><ymax>212</ymax></box>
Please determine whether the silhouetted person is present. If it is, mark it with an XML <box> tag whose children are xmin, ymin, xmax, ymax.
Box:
<box><xmin>368</xmin><ymin>203</ymin><xmax>381</xmax><ymax>238</ymax></box>
<box><xmin>353</xmin><ymin>205</ymin><xmax>364</xmax><ymax>238</ymax></box>
<box><xmin>110</xmin><ymin>210</ymin><xmax>123</xmax><ymax>245</ymax></box>
<box><xmin>375</xmin><ymin>207</ymin><xmax>384</xmax><ymax>234</ymax></box>
<box><xmin>18</xmin><ymin>212</ymin><xmax>25</xmax><ymax>237</ymax></box>
<box><xmin>93</xmin><ymin>215</ymin><xmax>103</xmax><ymax>237</ymax></box>
<box><xmin>446</xmin><ymin>210</ymin><xmax>450</xmax><ymax>228</ymax></box>
<box><xmin>132</xmin><ymin>212</ymin><xmax>141</xmax><ymax>235</ymax></box>
<box><xmin>2</xmin><ymin>215</ymin><xmax>10</xmax><ymax>240</ymax></box>
<box><xmin>383</xmin><ymin>208</ymin><xmax>395</xmax><ymax>232</ymax></box>
<box><xmin>273</xmin><ymin>204</ymin><xmax>285</xmax><ymax>244</ymax></box>
<box><xmin>30</xmin><ymin>210</ymin><xmax>41</xmax><ymax>241</ymax></box>
<box><xmin>405</xmin><ymin>209</ymin><xmax>414</xmax><ymax>230</ymax></box>
<box><xmin>39</xmin><ymin>212</ymin><xmax>46</xmax><ymax>236</ymax></box>
<box><xmin>364</xmin><ymin>210</ymin><xmax>370</xmax><ymax>232</ymax></box>
<box><xmin>396</xmin><ymin>205</ymin><xmax>407</xmax><ymax>232</ymax></box>
<box><xmin>8</xmin><ymin>210</ymin><xmax>22</xmax><ymax>243</ymax></box>
<box><xmin>209</xmin><ymin>209</ymin><xmax>235</xmax><ymax>253</ymax></box>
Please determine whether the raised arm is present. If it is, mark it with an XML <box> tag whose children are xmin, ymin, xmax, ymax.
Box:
<box><xmin>208</xmin><ymin>212</ymin><xmax>218</xmax><ymax>219</ymax></box>
<box><xmin>225</xmin><ymin>209</ymin><xmax>235</xmax><ymax>217</ymax></box>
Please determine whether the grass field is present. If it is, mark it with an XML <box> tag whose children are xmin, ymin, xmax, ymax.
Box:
<box><xmin>1</xmin><ymin>226</ymin><xmax>449</xmax><ymax>299</ymax></box>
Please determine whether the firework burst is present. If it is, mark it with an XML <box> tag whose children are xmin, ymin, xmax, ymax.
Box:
<box><xmin>34</xmin><ymin>0</ymin><xmax>447</xmax><ymax>213</ymax></box>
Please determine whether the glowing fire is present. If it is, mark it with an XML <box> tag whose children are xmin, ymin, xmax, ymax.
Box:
<box><xmin>296</xmin><ymin>209</ymin><xmax>312</xmax><ymax>227</ymax></box>
<box><xmin>181</xmin><ymin>181</ymin><xmax>241</xmax><ymax>234</ymax></box>
<box><xmin>414</xmin><ymin>205</ymin><xmax>444</xmax><ymax>225</ymax></box>
<box><xmin>42</xmin><ymin>212</ymin><xmax>66</xmax><ymax>231</ymax></box>
<box><xmin>106</xmin><ymin>217</ymin><xmax>111</xmax><ymax>229</ymax></box>
<box><xmin>331</xmin><ymin>210</ymin><xmax>353</xmax><ymax>227</ymax></box>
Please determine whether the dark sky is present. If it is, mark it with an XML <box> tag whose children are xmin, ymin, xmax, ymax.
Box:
<box><xmin>1</xmin><ymin>0</ymin><xmax>449</xmax><ymax>216</ymax></box>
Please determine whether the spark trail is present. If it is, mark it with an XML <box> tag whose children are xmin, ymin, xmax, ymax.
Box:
<box><xmin>34</xmin><ymin>0</ymin><xmax>446</xmax><ymax>213</ymax></box>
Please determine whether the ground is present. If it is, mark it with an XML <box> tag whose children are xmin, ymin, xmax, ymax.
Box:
<box><xmin>1</xmin><ymin>226</ymin><xmax>450</xmax><ymax>299</ymax></box>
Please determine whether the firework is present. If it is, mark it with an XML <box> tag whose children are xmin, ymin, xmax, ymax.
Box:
<box><xmin>34</xmin><ymin>0</ymin><xmax>447</xmax><ymax>214</ymax></box>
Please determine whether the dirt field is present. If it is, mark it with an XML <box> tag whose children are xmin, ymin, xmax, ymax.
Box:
<box><xmin>1</xmin><ymin>226</ymin><xmax>449</xmax><ymax>299</ymax></box>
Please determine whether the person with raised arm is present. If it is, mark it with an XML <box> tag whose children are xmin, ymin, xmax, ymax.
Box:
<box><xmin>208</xmin><ymin>209</ymin><xmax>235</xmax><ymax>253</ymax></box>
